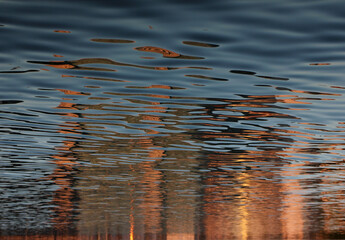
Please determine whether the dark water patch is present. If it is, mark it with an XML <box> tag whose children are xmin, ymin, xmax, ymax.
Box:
<box><xmin>0</xmin><ymin>100</ymin><xmax>23</xmax><ymax>105</ymax></box>
<box><xmin>61</xmin><ymin>74</ymin><xmax>129</xmax><ymax>83</ymax></box>
<box><xmin>0</xmin><ymin>110</ymin><xmax>37</xmax><ymax>117</ymax></box>
<box><xmin>255</xmin><ymin>75</ymin><xmax>289</xmax><ymax>81</ymax></box>
<box><xmin>230</xmin><ymin>70</ymin><xmax>256</xmax><ymax>75</ymax></box>
<box><xmin>182</xmin><ymin>41</ymin><xmax>219</xmax><ymax>48</ymax></box>
<box><xmin>185</xmin><ymin>74</ymin><xmax>228</xmax><ymax>81</ymax></box>
<box><xmin>275</xmin><ymin>86</ymin><xmax>341</xmax><ymax>96</ymax></box>
<box><xmin>230</xmin><ymin>70</ymin><xmax>289</xmax><ymax>80</ymax></box>
<box><xmin>0</xmin><ymin>70</ymin><xmax>39</xmax><ymax>74</ymax></box>
<box><xmin>126</xmin><ymin>84</ymin><xmax>185</xmax><ymax>90</ymax></box>
<box><xmin>91</xmin><ymin>38</ymin><xmax>135</xmax><ymax>44</ymax></box>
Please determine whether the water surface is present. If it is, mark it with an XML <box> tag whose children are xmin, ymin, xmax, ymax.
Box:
<box><xmin>1</xmin><ymin>0</ymin><xmax>345</xmax><ymax>239</ymax></box>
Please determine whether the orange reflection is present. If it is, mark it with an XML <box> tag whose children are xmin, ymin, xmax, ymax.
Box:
<box><xmin>135</xmin><ymin>46</ymin><xmax>181</xmax><ymax>58</ymax></box>
<box><xmin>45</xmin><ymin>90</ymin><xmax>86</xmax><ymax>234</ymax></box>
<box><xmin>135</xmin><ymin>46</ymin><xmax>204</xmax><ymax>59</ymax></box>
<box><xmin>134</xmin><ymin>92</ymin><xmax>169</xmax><ymax>236</ymax></box>
<box><xmin>48</xmin><ymin>62</ymin><xmax>75</xmax><ymax>69</ymax></box>
<box><xmin>56</xmin><ymin>88</ymin><xmax>90</xmax><ymax>96</ymax></box>
<box><xmin>49</xmin><ymin>139</ymin><xmax>79</xmax><ymax>233</ymax></box>
<box><xmin>281</xmin><ymin>163</ymin><xmax>305</xmax><ymax>240</ymax></box>
<box><xmin>5</xmin><ymin>82</ymin><xmax>344</xmax><ymax>239</ymax></box>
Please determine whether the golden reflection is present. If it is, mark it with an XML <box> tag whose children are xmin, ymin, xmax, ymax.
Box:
<box><xmin>201</xmin><ymin>150</ymin><xmax>284</xmax><ymax>239</ymax></box>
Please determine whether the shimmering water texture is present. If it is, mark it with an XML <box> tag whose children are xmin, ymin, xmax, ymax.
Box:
<box><xmin>1</xmin><ymin>0</ymin><xmax>345</xmax><ymax>239</ymax></box>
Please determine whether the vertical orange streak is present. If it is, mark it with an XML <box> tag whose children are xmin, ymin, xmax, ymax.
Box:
<box><xmin>129</xmin><ymin>179</ymin><xmax>135</xmax><ymax>240</ymax></box>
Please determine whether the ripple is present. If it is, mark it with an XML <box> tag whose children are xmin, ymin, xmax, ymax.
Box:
<box><xmin>134</xmin><ymin>46</ymin><xmax>204</xmax><ymax>59</ymax></box>
<box><xmin>90</xmin><ymin>38</ymin><xmax>135</xmax><ymax>44</ymax></box>
<box><xmin>0</xmin><ymin>100</ymin><xmax>23</xmax><ymax>105</ymax></box>
<box><xmin>0</xmin><ymin>70</ymin><xmax>39</xmax><ymax>74</ymax></box>
<box><xmin>2</xmin><ymin>0</ymin><xmax>345</xmax><ymax>238</ymax></box>
<box><xmin>230</xmin><ymin>69</ymin><xmax>289</xmax><ymax>80</ymax></box>
<box><xmin>182</xmin><ymin>40</ymin><xmax>219</xmax><ymax>48</ymax></box>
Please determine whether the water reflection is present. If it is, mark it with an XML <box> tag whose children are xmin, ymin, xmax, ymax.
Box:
<box><xmin>4</xmin><ymin>82</ymin><xmax>344</xmax><ymax>239</ymax></box>
<box><xmin>2</xmin><ymin>67</ymin><xmax>345</xmax><ymax>238</ymax></box>
<box><xmin>135</xmin><ymin>46</ymin><xmax>204</xmax><ymax>59</ymax></box>
<box><xmin>2</xmin><ymin>0</ymin><xmax>345</xmax><ymax>238</ymax></box>
<box><xmin>230</xmin><ymin>69</ymin><xmax>289</xmax><ymax>81</ymax></box>
<box><xmin>28</xmin><ymin>57</ymin><xmax>210</xmax><ymax>72</ymax></box>
<box><xmin>91</xmin><ymin>38</ymin><xmax>136</xmax><ymax>44</ymax></box>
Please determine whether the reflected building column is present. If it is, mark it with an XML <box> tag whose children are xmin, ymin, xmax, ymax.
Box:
<box><xmin>200</xmin><ymin>151</ymin><xmax>284</xmax><ymax>239</ymax></box>
<box><xmin>49</xmin><ymin>99</ymin><xmax>84</xmax><ymax>235</ymax></box>
<box><xmin>280</xmin><ymin>162</ymin><xmax>305</xmax><ymax>240</ymax></box>
<box><xmin>130</xmin><ymin>91</ymin><xmax>169</xmax><ymax>239</ymax></box>
<box><xmin>48</xmin><ymin>89</ymin><xmax>89</xmax><ymax>235</ymax></box>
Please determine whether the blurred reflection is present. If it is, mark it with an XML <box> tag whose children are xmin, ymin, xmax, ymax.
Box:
<box><xmin>49</xmin><ymin>141</ymin><xmax>79</xmax><ymax>233</ymax></box>
<box><xmin>4</xmin><ymin>69</ymin><xmax>345</xmax><ymax>239</ymax></box>
<box><xmin>191</xmin><ymin>93</ymin><xmax>345</xmax><ymax>239</ymax></box>
<box><xmin>192</xmin><ymin>95</ymin><xmax>290</xmax><ymax>239</ymax></box>
<box><xmin>4</xmin><ymin>81</ymin><xmax>342</xmax><ymax>239</ymax></box>
<box><xmin>4</xmin><ymin>0</ymin><xmax>345</xmax><ymax>238</ymax></box>
<box><xmin>48</xmin><ymin>89</ymin><xmax>87</xmax><ymax>233</ymax></box>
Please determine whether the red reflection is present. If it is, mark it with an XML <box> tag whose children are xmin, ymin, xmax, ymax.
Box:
<box><xmin>54</xmin><ymin>30</ymin><xmax>71</xmax><ymax>33</ymax></box>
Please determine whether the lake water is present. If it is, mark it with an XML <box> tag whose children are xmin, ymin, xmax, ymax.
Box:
<box><xmin>1</xmin><ymin>0</ymin><xmax>345</xmax><ymax>239</ymax></box>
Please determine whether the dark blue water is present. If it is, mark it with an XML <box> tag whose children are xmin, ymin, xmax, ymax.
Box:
<box><xmin>1</xmin><ymin>0</ymin><xmax>345</xmax><ymax>239</ymax></box>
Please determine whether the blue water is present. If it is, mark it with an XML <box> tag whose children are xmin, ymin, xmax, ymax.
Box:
<box><xmin>1</xmin><ymin>0</ymin><xmax>345</xmax><ymax>239</ymax></box>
